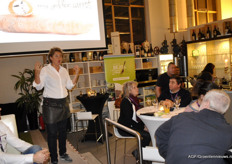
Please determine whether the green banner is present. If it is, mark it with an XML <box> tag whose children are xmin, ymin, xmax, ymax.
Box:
<box><xmin>104</xmin><ymin>54</ymin><xmax>136</xmax><ymax>85</ymax></box>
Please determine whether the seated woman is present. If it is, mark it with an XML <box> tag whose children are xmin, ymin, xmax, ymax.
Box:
<box><xmin>117</xmin><ymin>81</ymin><xmax>151</xmax><ymax>159</ymax></box>
<box><xmin>185</xmin><ymin>80</ymin><xmax>219</xmax><ymax>112</ymax></box>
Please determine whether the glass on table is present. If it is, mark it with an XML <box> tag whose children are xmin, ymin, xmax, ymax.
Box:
<box><xmin>164</xmin><ymin>105</ymin><xmax>170</xmax><ymax>114</ymax></box>
<box><xmin>174</xmin><ymin>96</ymin><xmax>181</xmax><ymax>110</ymax></box>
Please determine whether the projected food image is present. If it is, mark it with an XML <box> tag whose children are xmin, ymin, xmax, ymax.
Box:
<box><xmin>0</xmin><ymin>0</ymin><xmax>96</xmax><ymax>35</ymax></box>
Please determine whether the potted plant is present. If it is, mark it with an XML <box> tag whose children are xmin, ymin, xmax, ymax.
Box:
<box><xmin>12</xmin><ymin>69</ymin><xmax>43</xmax><ymax>130</ymax></box>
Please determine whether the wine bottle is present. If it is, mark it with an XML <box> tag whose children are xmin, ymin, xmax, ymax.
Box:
<box><xmin>135</xmin><ymin>46</ymin><xmax>140</xmax><ymax>58</ymax></box>
<box><xmin>82</xmin><ymin>52</ymin><xmax>87</xmax><ymax>62</ymax></box>
<box><xmin>140</xmin><ymin>45</ymin><xmax>145</xmax><ymax>57</ymax></box>
<box><xmin>217</xmin><ymin>27</ymin><xmax>221</xmax><ymax>36</ymax></box>
<box><xmin>128</xmin><ymin>44</ymin><xmax>132</xmax><ymax>54</ymax></box>
<box><xmin>147</xmin><ymin>45</ymin><xmax>151</xmax><ymax>57</ymax></box>
<box><xmin>192</xmin><ymin>30</ymin><xmax>196</xmax><ymax>41</ymax></box>
<box><xmin>213</xmin><ymin>26</ymin><xmax>217</xmax><ymax>38</ymax></box>
<box><xmin>99</xmin><ymin>51</ymin><xmax>104</xmax><ymax>60</ymax></box>
<box><xmin>201</xmin><ymin>30</ymin><xmax>205</xmax><ymax>39</ymax></box>
<box><xmin>198</xmin><ymin>29</ymin><xmax>202</xmax><ymax>40</ymax></box>
<box><xmin>206</xmin><ymin>27</ymin><xmax>211</xmax><ymax>39</ymax></box>
<box><xmin>69</xmin><ymin>53</ymin><xmax>75</xmax><ymax>62</ymax></box>
<box><xmin>144</xmin><ymin>48</ymin><xmax>148</xmax><ymax>57</ymax></box>
<box><xmin>93</xmin><ymin>51</ymin><xmax>98</xmax><ymax>60</ymax></box>
<box><xmin>150</xmin><ymin>44</ymin><xmax>154</xmax><ymax>57</ymax></box>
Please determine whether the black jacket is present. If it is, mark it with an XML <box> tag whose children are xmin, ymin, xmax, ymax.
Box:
<box><xmin>155</xmin><ymin>109</ymin><xmax>232</xmax><ymax>164</ymax></box>
<box><xmin>158</xmin><ymin>88</ymin><xmax>192</xmax><ymax>107</ymax></box>
<box><xmin>118</xmin><ymin>97</ymin><xmax>144</xmax><ymax>135</ymax></box>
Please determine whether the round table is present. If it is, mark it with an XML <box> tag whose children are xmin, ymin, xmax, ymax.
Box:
<box><xmin>137</xmin><ymin>106</ymin><xmax>185</xmax><ymax>147</ymax></box>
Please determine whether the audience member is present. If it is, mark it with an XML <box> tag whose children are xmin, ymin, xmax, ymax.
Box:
<box><xmin>155</xmin><ymin>89</ymin><xmax>232</xmax><ymax>164</ymax></box>
<box><xmin>158</xmin><ymin>76</ymin><xmax>191</xmax><ymax>108</ymax></box>
<box><xmin>118</xmin><ymin>81</ymin><xmax>151</xmax><ymax>161</ymax></box>
<box><xmin>156</xmin><ymin>62</ymin><xmax>176</xmax><ymax>98</ymax></box>
<box><xmin>0</xmin><ymin>108</ymin><xmax>50</xmax><ymax>164</ymax></box>
<box><xmin>33</xmin><ymin>47</ymin><xmax>80</xmax><ymax>164</ymax></box>
<box><xmin>185</xmin><ymin>80</ymin><xmax>219</xmax><ymax>112</ymax></box>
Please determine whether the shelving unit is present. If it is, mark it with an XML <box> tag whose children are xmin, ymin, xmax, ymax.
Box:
<box><xmin>135</xmin><ymin>56</ymin><xmax>159</xmax><ymax>106</ymax></box>
<box><xmin>63</xmin><ymin>60</ymin><xmax>106</xmax><ymax>110</ymax></box>
<box><xmin>138</xmin><ymin>85</ymin><xmax>156</xmax><ymax>107</ymax></box>
<box><xmin>63</xmin><ymin>56</ymin><xmax>160</xmax><ymax>110</ymax></box>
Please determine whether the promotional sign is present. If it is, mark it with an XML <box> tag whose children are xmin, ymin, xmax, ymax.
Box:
<box><xmin>104</xmin><ymin>54</ymin><xmax>135</xmax><ymax>85</ymax></box>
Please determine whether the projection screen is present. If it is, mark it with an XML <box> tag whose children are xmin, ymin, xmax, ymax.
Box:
<box><xmin>0</xmin><ymin>0</ymin><xmax>107</xmax><ymax>56</ymax></box>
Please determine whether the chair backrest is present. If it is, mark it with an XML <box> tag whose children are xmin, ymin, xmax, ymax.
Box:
<box><xmin>113</xmin><ymin>126</ymin><xmax>135</xmax><ymax>139</ymax></box>
<box><xmin>1</xmin><ymin>114</ymin><xmax>20</xmax><ymax>154</ymax></box>
<box><xmin>76</xmin><ymin>111</ymin><xmax>92</xmax><ymax>120</ymax></box>
<box><xmin>104</xmin><ymin>118</ymin><xmax>143</xmax><ymax>164</ymax></box>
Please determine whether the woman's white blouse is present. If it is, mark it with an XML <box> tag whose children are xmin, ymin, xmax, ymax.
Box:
<box><xmin>33</xmin><ymin>64</ymin><xmax>74</xmax><ymax>98</ymax></box>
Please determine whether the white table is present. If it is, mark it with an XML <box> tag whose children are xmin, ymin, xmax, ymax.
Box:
<box><xmin>137</xmin><ymin>106</ymin><xmax>185</xmax><ymax>147</ymax></box>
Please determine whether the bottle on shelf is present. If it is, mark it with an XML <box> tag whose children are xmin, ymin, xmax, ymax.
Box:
<box><xmin>217</xmin><ymin>27</ymin><xmax>221</xmax><ymax>36</ymax></box>
<box><xmin>99</xmin><ymin>51</ymin><xmax>104</xmax><ymax>60</ymax></box>
<box><xmin>198</xmin><ymin>29</ymin><xmax>202</xmax><ymax>40</ymax></box>
<box><xmin>82</xmin><ymin>52</ymin><xmax>87</xmax><ymax>62</ymax></box>
<box><xmin>149</xmin><ymin>43</ymin><xmax>154</xmax><ymax>57</ymax></box>
<box><xmin>192</xmin><ymin>30</ymin><xmax>196</xmax><ymax>41</ymax></box>
<box><xmin>93</xmin><ymin>51</ymin><xmax>98</xmax><ymax>60</ymax></box>
<box><xmin>201</xmin><ymin>30</ymin><xmax>205</xmax><ymax>39</ymax></box>
<box><xmin>147</xmin><ymin>46</ymin><xmax>151</xmax><ymax>57</ymax></box>
<box><xmin>206</xmin><ymin>26</ymin><xmax>211</xmax><ymax>39</ymax></box>
<box><xmin>121</xmin><ymin>48</ymin><xmax>127</xmax><ymax>54</ymax></box>
<box><xmin>144</xmin><ymin>48</ymin><xmax>148</xmax><ymax>57</ymax></box>
<box><xmin>69</xmin><ymin>53</ymin><xmax>75</xmax><ymax>62</ymax></box>
<box><xmin>140</xmin><ymin>45</ymin><xmax>145</xmax><ymax>57</ymax></box>
<box><xmin>135</xmin><ymin>46</ymin><xmax>140</xmax><ymax>58</ymax></box>
<box><xmin>213</xmin><ymin>26</ymin><xmax>217</xmax><ymax>38</ymax></box>
<box><xmin>128</xmin><ymin>44</ymin><xmax>133</xmax><ymax>54</ymax></box>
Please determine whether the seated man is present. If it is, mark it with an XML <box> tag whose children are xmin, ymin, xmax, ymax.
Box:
<box><xmin>155</xmin><ymin>89</ymin><xmax>232</xmax><ymax>164</ymax></box>
<box><xmin>0</xmin><ymin>108</ymin><xmax>50</xmax><ymax>164</ymax></box>
<box><xmin>158</xmin><ymin>76</ymin><xmax>191</xmax><ymax>108</ymax></box>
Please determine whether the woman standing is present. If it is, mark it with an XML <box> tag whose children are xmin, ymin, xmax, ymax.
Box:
<box><xmin>33</xmin><ymin>47</ymin><xmax>80</xmax><ymax>164</ymax></box>
<box><xmin>118</xmin><ymin>81</ymin><xmax>150</xmax><ymax>161</ymax></box>
<box><xmin>197</xmin><ymin>63</ymin><xmax>215</xmax><ymax>81</ymax></box>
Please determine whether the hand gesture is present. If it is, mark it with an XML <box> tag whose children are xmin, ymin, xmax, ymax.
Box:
<box><xmin>73</xmin><ymin>65</ymin><xmax>80</xmax><ymax>75</ymax></box>
<box><xmin>33</xmin><ymin>148</ymin><xmax>50</xmax><ymax>164</ymax></box>
<box><xmin>35</xmin><ymin>62</ymin><xmax>42</xmax><ymax>74</ymax></box>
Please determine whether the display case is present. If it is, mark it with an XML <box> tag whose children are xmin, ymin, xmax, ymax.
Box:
<box><xmin>187</xmin><ymin>38</ymin><xmax>232</xmax><ymax>81</ymax></box>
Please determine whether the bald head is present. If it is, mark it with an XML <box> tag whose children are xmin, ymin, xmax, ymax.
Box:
<box><xmin>200</xmin><ymin>89</ymin><xmax>230</xmax><ymax>114</ymax></box>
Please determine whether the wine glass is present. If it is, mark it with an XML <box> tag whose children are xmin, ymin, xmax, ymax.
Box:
<box><xmin>174</xmin><ymin>96</ymin><xmax>181</xmax><ymax>110</ymax></box>
<box><xmin>152</xmin><ymin>98</ymin><xmax>158</xmax><ymax>107</ymax></box>
<box><xmin>146</xmin><ymin>97</ymin><xmax>152</xmax><ymax>106</ymax></box>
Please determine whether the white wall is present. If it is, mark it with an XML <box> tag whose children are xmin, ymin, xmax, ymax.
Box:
<box><xmin>221</xmin><ymin>0</ymin><xmax>232</xmax><ymax>19</ymax></box>
<box><xmin>146</xmin><ymin>0</ymin><xmax>187</xmax><ymax>52</ymax></box>
<box><xmin>0</xmin><ymin>55</ymin><xmax>43</xmax><ymax>103</ymax></box>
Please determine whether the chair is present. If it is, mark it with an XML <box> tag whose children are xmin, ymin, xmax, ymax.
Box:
<box><xmin>75</xmin><ymin>111</ymin><xmax>103</xmax><ymax>150</ymax></box>
<box><xmin>1</xmin><ymin>114</ymin><xmax>20</xmax><ymax>154</ymax></box>
<box><xmin>108</xmin><ymin>101</ymin><xmax>120</xmax><ymax>122</ymax></box>
<box><xmin>142</xmin><ymin>146</ymin><xmax>165</xmax><ymax>164</ymax></box>
<box><xmin>113</xmin><ymin>126</ymin><xmax>135</xmax><ymax>164</ymax></box>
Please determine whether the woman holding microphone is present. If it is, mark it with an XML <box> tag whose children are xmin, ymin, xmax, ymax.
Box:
<box><xmin>33</xmin><ymin>47</ymin><xmax>80</xmax><ymax>164</ymax></box>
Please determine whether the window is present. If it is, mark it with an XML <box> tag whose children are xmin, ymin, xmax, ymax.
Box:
<box><xmin>194</xmin><ymin>0</ymin><xmax>217</xmax><ymax>25</ymax></box>
<box><xmin>104</xmin><ymin>0</ymin><xmax>145</xmax><ymax>44</ymax></box>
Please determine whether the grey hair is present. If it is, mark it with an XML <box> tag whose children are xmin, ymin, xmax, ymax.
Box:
<box><xmin>122</xmin><ymin>81</ymin><xmax>138</xmax><ymax>98</ymax></box>
<box><xmin>203</xmin><ymin>89</ymin><xmax>230</xmax><ymax>114</ymax></box>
